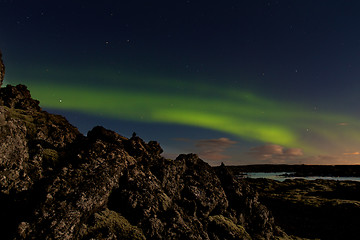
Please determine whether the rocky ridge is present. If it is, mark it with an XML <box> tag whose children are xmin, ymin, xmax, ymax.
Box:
<box><xmin>0</xmin><ymin>55</ymin><xmax>295</xmax><ymax>239</ymax></box>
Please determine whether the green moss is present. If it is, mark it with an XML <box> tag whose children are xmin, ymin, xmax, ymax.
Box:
<box><xmin>5</xmin><ymin>107</ymin><xmax>37</xmax><ymax>137</ymax></box>
<box><xmin>80</xmin><ymin>209</ymin><xmax>146</xmax><ymax>240</ymax></box>
<box><xmin>208</xmin><ymin>215</ymin><xmax>252</xmax><ymax>240</ymax></box>
<box><xmin>43</xmin><ymin>148</ymin><xmax>59</xmax><ymax>167</ymax></box>
<box><xmin>7</xmin><ymin>108</ymin><xmax>34</xmax><ymax>122</ymax></box>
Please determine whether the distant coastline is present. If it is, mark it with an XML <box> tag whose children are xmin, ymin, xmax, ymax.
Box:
<box><xmin>219</xmin><ymin>164</ymin><xmax>360</xmax><ymax>177</ymax></box>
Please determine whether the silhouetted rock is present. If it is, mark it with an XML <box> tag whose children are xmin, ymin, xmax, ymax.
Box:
<box><xmin>0</xmin><ymin>83</ymin><xmax>294</xmax><ymax>239</ymax></box>
<box><xmin>0</xmin><ymin>50</ymin><xmax>5</xmax><ymax>87</ymax></box>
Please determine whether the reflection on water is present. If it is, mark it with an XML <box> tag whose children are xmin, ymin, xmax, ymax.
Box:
<box><xmin>242</xmin><ymin>172</ymin><xmax>360</xmax><ymax>182</ymax></box>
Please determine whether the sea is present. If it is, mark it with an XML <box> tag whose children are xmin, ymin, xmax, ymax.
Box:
<box><xmin>242</xmin><ymin>172</ymin><xmax>360</xmax><ymax>182</ymax></box>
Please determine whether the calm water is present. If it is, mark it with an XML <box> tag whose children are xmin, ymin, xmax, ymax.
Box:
<box><xmin>243</xmin><ymin>172</ymin><xmax>360</xmax><ymax>182</ymax></box>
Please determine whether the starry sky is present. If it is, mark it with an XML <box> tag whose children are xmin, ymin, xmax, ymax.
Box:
<box><xmin>1</xmin><ymin>0</ymin><xmax>360</xmax><ymax>165</ymax></box>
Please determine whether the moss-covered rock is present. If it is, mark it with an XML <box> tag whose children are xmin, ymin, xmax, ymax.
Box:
<box><xmin>80</xmin><ymin>209</ymin><xmax>146</xmax><ymax>240</ymax></box>
<box><xmin>208</xmin><ymin>215</ymin><xmax>252</xmax><ymax>240</ymax></box>
<box><xmin>158</xmin><ymin>192</ymin><xmax>172</xmax><ymax>211</ymax></box>
<box><xmin>42</xmin><ymin>148</ymin><xmax>59</xmax><ymax>167</ymax></box>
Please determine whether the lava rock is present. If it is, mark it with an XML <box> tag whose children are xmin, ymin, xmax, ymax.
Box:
<box><xmin>214</xmin><ymin>163</ymin><xmax>287</xmax><ymax>239</ymax></box>
<box><xmin>19</xmin><ymin>132</ymin><xmax>136</xmax><ymax>239</ymax></box>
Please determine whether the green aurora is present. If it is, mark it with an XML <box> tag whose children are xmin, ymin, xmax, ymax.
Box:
<box><xmin>9</xmin><ymin>66</ymin><xmax>359</xmax><ymax>155</ymax></box>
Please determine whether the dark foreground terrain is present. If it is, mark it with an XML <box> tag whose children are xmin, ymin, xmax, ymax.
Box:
<box><xmin>222</xmin><ymin>165</ymin><xmax>360</xmax><ymax>239</ymax></box>
<box><xmin>242</xmin><ymin>178</ymin><xmax>360</xmax><ymax>240</ymax></box>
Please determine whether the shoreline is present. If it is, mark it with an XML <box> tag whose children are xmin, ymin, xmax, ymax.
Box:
<box><xmin>217</xmin><ymin>164</ymin><xmax>360</xmax><ymax>177</ymax></box>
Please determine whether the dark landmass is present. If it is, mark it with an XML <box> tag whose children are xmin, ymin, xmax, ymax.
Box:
<box><xmin>226</xmin><ymin>164</ymin><xmax>360</xmax><ymax>177</ymax></box>
<box><xmin>243</xmin><ymin>178</ymin><xmax>360</xmax><ymax>240</ymax></box>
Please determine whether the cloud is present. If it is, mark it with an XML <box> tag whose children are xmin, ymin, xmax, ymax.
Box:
<box><xmin>170</xmin><ymin>137</ymin><xmax>238</xmax><ymax>165</ymax></box>
<box><xmin>195</xmin><ymin>138</ymin><xmax>237</xmax><ymax>162</ymax></box>
<box><xmin>284</xmin><ymin>148</ymin><xmax>304</xmax><ymax>156</ymax></box>
<box><xmin>248</xmin><ymin>145</ymin><xmax>360</xmax><ymax>165</ymax></box>
<box><xmin>248</xmin><ymin>144</ymin><xmax>303</xmax><ymax>163</ymax></box>
<box><xmin>297</xmin><ymin>154</ymin><xmax>360</xmax><ymax>165</ymax></box>
<box><xmin>343</xmin><ymin>152</ymin><xmax>360</xmax><ymax>155</ymax></box>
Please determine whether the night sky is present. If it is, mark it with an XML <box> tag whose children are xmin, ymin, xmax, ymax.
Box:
<box><xmin>2</xmin><ymin>0</ymin><xmax>360</xmax><ymax>165</ymax></box>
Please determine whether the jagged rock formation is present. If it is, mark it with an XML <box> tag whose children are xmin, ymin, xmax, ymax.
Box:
<box><xmin>0</xmin><ymin>50</ymin><xmax>5</xmax><ymax>87</ymax></box>
<box><xmin>0</xmin><ymin>84</ymin><xmax>294</xmax><ymax>239</ymax></box>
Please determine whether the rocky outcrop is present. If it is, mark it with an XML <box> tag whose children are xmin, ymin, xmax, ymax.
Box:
<box><xmin>0</xmin><ymin>85</ymin><xmax>79</xmax><ymax>190</ymax></box>
<box><xmin>0</xmin><ymin>84</ymin><xmax>81</xmax><ymax>239</ymax></box>
<box><xmin>0</xmin><ymin>84</ymin><xmax>293</xmax><ymax>239</ymax></box>
<box><xmin>19</xmin><ymin>127</ymin><xmax>136</xmax><ymax>239</ymax></box>
<box><xmin>214</xmin><ymin>164</ymin><xmax>284</xmax><ymax>240</ymax></box>
<box><xmin>0</xmin><ymin>50</ymin><xmax>4</xmax><ymax>87</ymax></box>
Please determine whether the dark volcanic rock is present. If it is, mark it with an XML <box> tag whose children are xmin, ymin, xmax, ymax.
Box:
<box><xmin>0</xmin><ymin>85</ymin><xmax>81</xmax><ymax>239</ymax></box>
<box><xmin>80</xmin><ymin>208</ymin><xmax>146</xmax><ymax>239</ymax></box>
<box><xmin>214</xmin><ymin>164</ymin><xmax>285</xmax><ymax>240</ymax></box>
<box><xmin>208</xmin><ymin>215</ymin><xmax>252</xmax><ymax>240</ymax></box>
<box><xmin>20</xmin><ymin>128</ymin><xmax>136</xmax><ymax>239</ymax></box>
<box><xmin>108</xmin><ymin>153</ymin><xmax>230</xmax><ymax>240</ymax></box>
<box><xmin>0</xmin><ymin>83</ymin><xmax>292</xmax><ymax>239</ymax></box>
<box><xmin>0</xmin><ymin>50</ymin><xmax>4</xmax><ymax>87</ymax></box>
<box><xmin>0</xmin><ymin>85</ymin><xmax>80</xmax><ymax>195</ymax></box>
